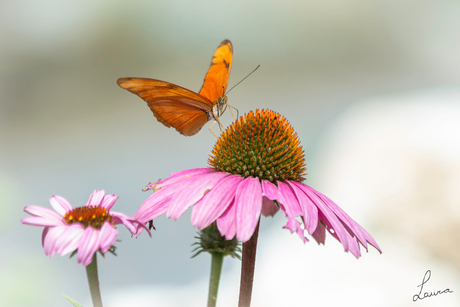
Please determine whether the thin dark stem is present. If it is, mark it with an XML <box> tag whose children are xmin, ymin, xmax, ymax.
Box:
<box><xmin>207</xmin><ymin>252</ymin><xmax>224</xmax><ymax>307</ymax></box>
<box><xmin>85</xmin><ymin>254</ymin><xmax>103</xmax><ymax>307</ymax></box>
<box><xmin>238</xmin><ymin>219</ymin><xmax>260</xmax><ymax>307</ymax></box>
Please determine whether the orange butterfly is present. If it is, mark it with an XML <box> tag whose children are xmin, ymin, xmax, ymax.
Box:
<box><xmin>117</xmin><ymin>40</ymin><xmax>233</xmax><ymax>136</ymax></box>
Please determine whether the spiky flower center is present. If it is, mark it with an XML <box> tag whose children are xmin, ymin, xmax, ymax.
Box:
<box><xmin>64</xmin><ymin>206</ymin><xmax>113</xmax><ymax>229</ymax></box>
<box><xmin>208</xmin><ymin>109</ymin><xmax>306</xmax><ymax>183</ymax></box>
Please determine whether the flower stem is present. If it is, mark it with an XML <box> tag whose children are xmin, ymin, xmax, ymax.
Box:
<box><xmin>85</xmin><ymin>254</ymin><xmax>103</xmax><ymax>307</ymax></box>
<box><xmin>238</xmin><ymin>219</ymin><xmax>260</xmax><ymax>307</ymax></box>
<box><xmin>207</xmin><ymin>252</ymin><xmax>224</xmax><ymax>307</ymax></box>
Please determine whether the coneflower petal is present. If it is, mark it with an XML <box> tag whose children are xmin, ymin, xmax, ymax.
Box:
<box><xmin>49</xmin><ymin>195</ymin><xmax>73</xmax><ymax>216</ymax></box>
<box><xmin>289</xmin><ymin>182</ymin><xmax>318</xmax><ymax>235</ymax></box>
<box><xmin>167</xmin><ymin>172</ymin><xmax>228</xmax><ymax>221</ymax></box>
<box><xmin>235</xmin><ymin>177</ymin><xmax>262</xmax><ymax>241</ymax></box>
<box><xmin>191</xmin><ymin>175</ymin><xmax>243</xmax><ymax>230</ymax></box>
<box><xmin>78</xmin><ymin>227</ymin><xmax>100</xmax><ymax>266</ymax></box>
<box><xmin>216</xmin><ymin>199</ymin><xmax>237</xmax><ymax>240</ymax></box>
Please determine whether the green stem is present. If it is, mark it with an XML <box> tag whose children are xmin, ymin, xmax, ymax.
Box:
<box><xmin>238</xmin><ymin>219</ymin><xmax>260</xmax><ymax>307</ymax></box>
<box><xmin>85</xmin><ymin>254</ymin><xmax>103</xmax><ymax>307</ymax></box>
<box><xmin>207</xmin><ymin>252</ymin><xmax>224</xmax><ymax>307</ymax></box>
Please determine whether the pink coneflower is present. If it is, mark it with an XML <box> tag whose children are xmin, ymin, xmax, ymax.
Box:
<box><xmin>22</xmin><ymin>190</ymin><xmax>149</xmax><ymax>266</ymax></box>
<box><xmin>135</xmin><ymin>109</ymin><xmax>381</xmax><ymax>258</ymax></box>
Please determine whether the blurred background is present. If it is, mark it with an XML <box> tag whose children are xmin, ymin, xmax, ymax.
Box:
<box><xmin>2</xmin><ymin>0</ymin><xmax>460</xmax><ymax>306</ymax></box>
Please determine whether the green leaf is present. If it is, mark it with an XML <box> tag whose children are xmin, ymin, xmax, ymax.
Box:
<box><xmin>63</xmin><ymin>294</ymin><xmax>84</xmax><ymax>307</ymax></box>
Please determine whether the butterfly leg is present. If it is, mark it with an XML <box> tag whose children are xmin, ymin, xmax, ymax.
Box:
<box><xmin>218</xmin><ymin>117</ymin><xmax>224</xmax><ymax>131</ymax></box>
<box><xmin>208</xmin><ymin>121</ymin><xmax>219</xmax><ymax>139</ymax></box>
<box><xmin>228</xmin><ymin>105</ymin><xmax>239</xmax><ymax>120</ymax></box>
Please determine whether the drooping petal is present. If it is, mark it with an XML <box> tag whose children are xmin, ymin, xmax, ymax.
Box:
<box><xmin>260</xmin><ymin>196</ymin><xmax>279</xmax><ymax>217</ymax></box>
<box><xmin>312</xmin><ymin>222</ymin><xmax>326</xmax><ymax>244</ymax></box>
<box><xmin>283</xmin><ymin>217</ymin><xmax>308</xmax><ymax>243</ymax></box>
<box><xmin>57</xmin><ymin>224</ymin><xmax>85</xmax><ymax>256</ymax></box>
<box><xmin>86</xmin><ymin>190</ymin><xmax>105</xmax><ymax>207</ymax></box>
<box><xmin>77</xmin><ymin>227</ymin><xmax>100</xmax><ymax>266</ymax></box>
<box><xmin>100</xmin><ymin>194</ymin><xmax>118</xmax><ymax>210</ymax></box>
<box><xmin>276</xmin><ymin>181</ymin><xmax>303</xmax><ymax>218</ymax></box>
<box><xmin>289</xmin><ymin>181</ymin><xmax>318</xmax><ymax>235</ymax></box>
<box><xmin>191</xmin><ymin>175</ymin><xmax>243</xmax><ymax>230</ymax></box>
<box><xmin>99</xmin><ymin>222</ymin><xmax>118</xmax><ymax>254</ymax></box>
<box><xmin>167</xmin><ymin>172</ymin><xmax>228</xmax><ymax>221</ymax></box>
<box><xmin>42</xmin><ymin>227</ymin><xmax>49</xmax><ymax>247</ymax></box>
<box><xmin>235</xmin><ymin>177</ymin><xmax>263</xmax><ymax>242</ymax></box>
<box><xmin>43</xmin><ymin>225</ymin><xmax>67</xmax><ymax>257</ymax></box>
<box><xmin>355</xmin><ymin>224</ymin><xmax>382</xmax><ymax>253</ymax></box>
<box><xmin>311</xmin><ymin>187</ymin><xmax>382</xmax><ymax>253</ymax></box>
<box><xmin>294</xmin><ymin>183</ymin><xmax>350</xmax><ymax>253</ymax></box>
<box><xmin>49</xmin><ymin>196</ymin><xmax>73</xmax><ymax>216</ymax></box>
<box><xmin>345</xmin><ymin>232</ymin><xmax>361</xmax><ymax>258</ymax></box>
<box><xmin>111</xmin><ymin>211</ymin><xmax>137</xmax><ymax>234</ymax></box>
<box><xmin>216</xmin><ymin>199</ymin><xmax>237</xmax><ymax>240</ymax></box>
<box><xmin>261</xmin><ymin>180</ymin><xmax>278</xmax><ymax>200</ymax></box>
<box><xmin>134</xmin><ymin>184</ymin><xmax>178</xmax><ymax>222</ymax></box>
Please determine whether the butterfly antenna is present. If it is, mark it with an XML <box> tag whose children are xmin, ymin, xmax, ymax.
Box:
<box><xmin>225</xmin><ymin>65</ymin><xmax>260</xmax><ymax>96</ymax></box>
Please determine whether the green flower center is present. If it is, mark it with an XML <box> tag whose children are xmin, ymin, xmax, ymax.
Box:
<box><xmin>208</xmin><ymin>109</ymin><xmax>306</xmax><ymax>183</ymax></box>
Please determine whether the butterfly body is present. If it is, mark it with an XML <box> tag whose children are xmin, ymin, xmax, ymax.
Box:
<box><xmin>117</xmin><ymin>40</ymin><xmax>233</xmax><ymax>136</ymax></box>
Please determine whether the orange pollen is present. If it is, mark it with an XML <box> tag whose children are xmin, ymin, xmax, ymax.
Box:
<box><xmin>64</xmin><ymin>206</ymin><xmax>113</xmax><ymax>229</ymax></box>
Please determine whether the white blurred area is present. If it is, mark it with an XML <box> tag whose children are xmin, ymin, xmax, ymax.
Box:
<box><xmin>2</xmin><ymin>0</ymin><xmax>460</xmax><ymax>306</ymax></box>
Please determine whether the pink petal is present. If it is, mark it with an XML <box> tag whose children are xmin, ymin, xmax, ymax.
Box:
<box><xmin>23</xmin><ymin>205</ymin><xmax>63</xmax><ymax>221</ymax></box>
<box><xmin>235</xmin><ymin>177</ymin><xmax>263</xmax><ymax>242</ymax></box>
<box><xmin>49</xmin><ymin>196</ymin><xmax>73</xmax><ymax>216</ymax></box>
<box><xmin>111</xmin><ymin>211</ymin><xmax>137</xmax><ymax>234</ymax></box>
<box><xmin>294</xmin><ymin>183</ymin><xmax>350</xmax><ymax>252</ymax></box>
<box><xmin>158</xmin><ymin>168</ymin><xmax>213</xmax><ymax>186</ymax></box>
<box><xmin>312</xmin><ymin>223</ymin><xmax>326</xmax><ymax>244</ymax></box>
<box><xmin>311</xmin><ymin>188</ymin><xmax>382</xmax><ymax>253</ymax></box>
<box><xmin>86</xmin><ymin>190</ymin><xmax>105</xmax><ymax>207</ymax></box>
<box><xmin>167</xmin><ymin>172</ymin><xmax>228</xmax><ymax>221</ymax></box>
<box><xmin>134</xmin><ymin>220</ymin><xmax>152</xmax><ymax>237</ymax></box>
<box><xmin>21</xmin><ymin>216</ymin><xmax>65</xmax><ymax>227</ymax></box>
<box><xmin>42</xmin><ymin>227</ymin><xmax>49</xmax><ymax>247</ymax></box>
<box><xmin>191</xmin><ymin>175</ymin><xmax>243</xmax><ymax>230</ymax></box>
<box><xmin>57</xmin><ymin>224</ymin><xmax>85</xmax><ymax>256</ymax></box>
<box><xmin>261</xmin><ymin>180</ymin><xmax>278</xmax><ymax>200</ymax></box>
<box><xmin>134</xmin><ymin>185</ymin><xmax>177</xmax><ymax>222</ymax></box>
<box><xmin>77</xmin><ymin>227</ymin><xmax>100</xmax><ymax>266</ymax></box>
<box><xmin>283</xmin><ymin>217</ymin><xmax>308</xmax><ymax>243</ymax></box>
<box><xmin>260</xmin><ymin>196</ymin><xmax>279</xmax><ymax>217</ymax></box>
<box><xmin>289</xmin><ymin>182</ymin><xmax>318</xmax><ymax>235</ymax></box>
<box><xmin>99</xmin><ymin>222</ymin><xmax>118</xmax><ymax>253</ymax></box>
<box><xmin>276</xmin><ymin>181</ymin><xmax>303</xmax><ymax>217</ymax></box>
<box><xmin>356</xmin><ymin>225</ymin><xmax>382</xmax><ymax>253</ymax></box>
<box><xmin>216</xmin><ymin>200</ymin><xmax>237</xmax><ymax>240</ymax></box>
<box><xmin>100</xmin><ymin>194</ymin><xmax>118</xmax><ymax>210</ymax></box>
<box><xmin>43</xmin><ymin>226</ymin><xmax>67</xmax><ymax>257</ymax></box>
<box><xmin>345</xmin><ymin>233</ymin><xmax>362</xmax><ymax>258</ymax></box>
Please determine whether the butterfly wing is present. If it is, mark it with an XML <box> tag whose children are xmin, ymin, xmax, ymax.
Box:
<box><xmin>117</xmin><ymin>77</ymin><xmax>214</xmax><ymax>136</ymax></box>
<box><xmin>198</xmin><ymin>40</ymin><xmax>233</xmax><ymax>102</ymax></box>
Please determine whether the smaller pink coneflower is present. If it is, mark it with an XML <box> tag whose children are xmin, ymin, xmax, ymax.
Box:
<box><xmin>22</xmin><ymin>190</ymin><xmax>149</xmax><ymax>266</ymax></box>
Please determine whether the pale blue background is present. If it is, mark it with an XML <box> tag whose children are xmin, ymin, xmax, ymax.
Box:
<box><xmin>1</xmin><ymin>1</ymin><xmax>460</xmax><ymax>306</ymax></box>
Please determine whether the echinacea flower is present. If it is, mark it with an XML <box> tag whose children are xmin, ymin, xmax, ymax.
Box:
<box><xmin>135</xmin><ymin>109</ymin><xmax>381</xmax><ymax>258</ymax></box>
<box><xmin>22</xmin><ymin>190</ymin><xmax>149</xmax><ymax>266</ymax></box>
